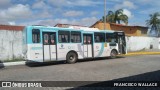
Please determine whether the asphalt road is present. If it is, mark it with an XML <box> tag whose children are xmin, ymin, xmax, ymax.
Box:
<box><xmin>0</xmin><ymin>55</ymin><xmax>160</xmax><ymax>90</ymax></box>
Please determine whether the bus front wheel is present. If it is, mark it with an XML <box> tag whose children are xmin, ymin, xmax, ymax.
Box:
<box><xmin>66</xmin><ymin>52</ymin><xmax>77</xmax><ymax>64</ymax></box>
<box><xmin>110</xmin><ymin>50</ymin><xmax>118</xmax><ymax>59</ymax></box>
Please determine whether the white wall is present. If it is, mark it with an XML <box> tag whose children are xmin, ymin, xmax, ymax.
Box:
<box><xmin>126</xmin><ymin>36</ymin><xmax>160</xmax><ymax>52</ymax></box>
<box><xmin>0</xmin><ymin>30</ymin><xmax>22</xmax><ymax>61</ymax></box>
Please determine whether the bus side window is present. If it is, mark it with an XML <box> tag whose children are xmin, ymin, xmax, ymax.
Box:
<box><xmin>62</xmin><ymin>35</ymin><xmax>67</xmax><ymax>42</ymax></box>
<box><xmin>58</xmin><ymin>30</ymin><xmax>70</xmax><ymax>43</ymax></box>
<box><xmin>94</xmin><ymin>32</ymin><xmax>105</xmax><ymax>43</ymax></box>
<box><xmin>32</xmin><ymin>29</ymin><xmax>40</xmax><ymax>43</ymax></box>
<box><xmin>71</xmin><ymin>31</ymin><xmax>81</xmax><ymax>43</ymax></box>
<box><xmin>106</xmin><ymin>33</ymin><xmax>116</xmax><ymax>43</ymax></box>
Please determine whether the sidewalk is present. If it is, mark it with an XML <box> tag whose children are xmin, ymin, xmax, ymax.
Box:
<box><xmin>121</xmin><ymin>49</ymin><xmax>160</xmax><ymax>56</ymax></box>
<box><xmin>0</xmin><ymin>50</ymin><xmax>160</xmax><ymax>67</ymax></box>
<box><xmin>0</xmin><ymin>61</ymin><xmax>26</xmax><ymax>68</ymax></box>
<box><xmin>124</xmin><ymin>51</ymin><xmax>160</xmax><ymax>56</ymax></box>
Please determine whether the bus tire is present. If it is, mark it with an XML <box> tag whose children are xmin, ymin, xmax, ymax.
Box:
<box><xmin>66</xmin><ymin>52</ymin><xmax>77</xmax><ymax>64</ymax></box>
<box><xmin>110</xmin><ymin>50</ymin><xmax>117</xmax><ymax>59</ymax></box>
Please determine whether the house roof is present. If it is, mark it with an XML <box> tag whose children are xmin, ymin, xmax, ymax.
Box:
<box><xmin>0</xmin><ymin>25</ymin><xmax>25</xmax><ymax>31</ymax></box>
<box><xmin>90</xmin><ymin>21</ymin><xmax>102</xmax><ymax>27</ymax></box>
<box><xmin>90</xmin><ymin>21</ymin><xmax>148</xmax><ymax>29</ymax></box>
<box><xmin>55</xmin><ymin>23</ymin><xmax>87</xmax><ymax>27</ymax></box>
<box><xmin>110</xmin><ymin>23</ymin><xmax>148</xmax><ymax>28</ymax></box>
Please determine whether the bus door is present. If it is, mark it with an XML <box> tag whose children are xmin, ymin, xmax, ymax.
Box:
<box><xmin>116</xmin><ymin>32</ymin><xmax>126</xmax><ymax>54</ymax></box>
<box><xmin>43</xmin><ymin>32</ymin><xmax>57</xmax><ymax>61</ymax></box>
<box><xmin>83</xmin><ymin>34</ymin><xmax>93</xmax><ymax>58</ymax></box>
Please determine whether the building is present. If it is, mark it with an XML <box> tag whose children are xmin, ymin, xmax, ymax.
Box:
<box><xmin>90</xmin><ymin>21</ymin><xmax>148</xmax><ymax>36</ymax></box>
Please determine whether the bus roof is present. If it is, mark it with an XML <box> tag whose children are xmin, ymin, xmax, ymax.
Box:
<box><xmin>26</xmin><ymin>25</ymin><xmax>123</xmax><ymax>33</ymax></box>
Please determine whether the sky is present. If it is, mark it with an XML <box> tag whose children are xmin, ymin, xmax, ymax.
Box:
<box><xmin>0</xmin><ymin>0</ymin><xmax>160</xmax><ymax>27</ymax></box>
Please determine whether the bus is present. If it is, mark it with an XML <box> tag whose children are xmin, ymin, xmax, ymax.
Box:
<box><xmin>22</xmin><ymin>25</ymin><xmax>126</xmax><ymax>63</ymax></box>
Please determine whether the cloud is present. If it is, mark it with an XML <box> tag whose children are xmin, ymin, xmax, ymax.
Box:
<box><xmin>0</xmin><ymin>3</ymin><xmax>52</xmax><ymax>25</ymax></box>
<box><xmin>31</xmin><ymin>0</ymin><xmax>53</xmax><ymax>19</ymax></box>
<box><xmin>91</xmin><ymin>11</ymin><xmax>99</xmax><ymax>16</ymax></box>
<box><xmin>0</xmin><ymin>20</ymin><xmax>11</xmax><ymax>25</ymax></box>
<box><xmin>48</xmin><ymin>0</ymin><xmax>68</xmax><ymax>7</ymax></box>
<box><xmin>8</xmin><ymin>21</ymin><xmax>16</xmax><ymax>25</ymax></box>
<box><xmin>0</xmin><ymin>4</ymin><xmax>32</xmax><ymax>21</ymax></box>
<box><xmin>114</xmin><ymin>1</ymin><xmax>137</xmax><ymax>10</ymax></box>
<box><xmin>123</xmin><ymin>9</ymin><xmax>133</xmax><ymax>18</ymax></box>
<box><xmin>139</xmin><ymin>8</ymin><xmax>159</xmax><ymax>15</ymax></box>
<box><xmin>71</xmin><ymin>0</ymin><xmax>102</xmax><ymax>7</ymax></box>
<box><xmin>80</xmin><ymin>17</ymin><xmax>98</xmax><ymax>26</ymax></box>
<box><xmin>32</xmin><ymin>0</ymin><xmax>46</xmax><ymax>9</ymax></box>
<box><xmin>134</xmin><ymin>0</ymin><xmax>153</xmax><ymax>5</ymax></box>
<box><xmin>0</xmin><ymin>0</ymin><xmax>11</xmax><ymax>9</ymax></box>
<box><xmin>133</xmin><ymin>0</ymin><xmax>160</xmax><ymax>7</ymax></box>
<box><xmin>63</xmin><ymin>10</ymin><xmax>84</xmax><ymax>17</ymax></box>
<box><xmin>48</xmin><ymin>0</ymin><xmax>102</xmax><ymax>7</ymax></box>
<box><xmin>53</xmin><ymin>17</ymin><xmax>98</xmax><ymax>26</ymax></box>
<box><xmin>19</xmin><ymin>17</ymin><xmax>98</xmax><ymax>26</ymax></box>
<box><xmin>37</xmin><ymin>10</ymin><xmax>52</xmax><ymax>18</ymax></box>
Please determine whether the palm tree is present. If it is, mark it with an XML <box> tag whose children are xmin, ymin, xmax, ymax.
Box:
<box><xmin>146</xmin><ymin>12</ymin><xmax>160</xmax><ymax>37</ymax></box>
<box><xmin>101</xmin><ymin>9</ymin><xmax>128</xmax><ymax>25</ymax></box>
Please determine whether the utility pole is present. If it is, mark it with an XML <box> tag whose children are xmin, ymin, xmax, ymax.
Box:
<box><xmin>104</xmin><ymin>0</ymin><xmax>106</xmax><ymax>30</ymax></box>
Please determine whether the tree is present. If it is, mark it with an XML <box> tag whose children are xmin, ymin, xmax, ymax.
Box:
<box><xmin>101</xmin><ymin>9</ymin><xmax>128</xmax><ymax>25</ymax></box>
<box><xmin>146</xmin><ymin>12</ymin><xmax>160</xmax><ymax>37</ymax></box>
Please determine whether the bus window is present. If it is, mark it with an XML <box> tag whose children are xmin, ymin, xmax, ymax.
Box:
<box><xmin>94</xmin><ymin>32</ymin><xmax>105</xmax><ymax>42</ymax></box>
<box><xmin>32</xmin><ymin>29</ymin><xmax>40</xmax><ymax>43</ymax></box>
<box><xmin>50</xmin><ymin>33</ymin><xmax>56</xmax><ymax>45</ymax></box>
<box><xmin>58</xmin><ymin>31</ymin><xmax>70</xmax><ymax>43</ymax></box>
<box><xmin>83</xmin><ymin>35</ymin><xmax>92</xmax><ymax>44</ymax></box>
<box><xmin>43</xmin><ymin>34</ymin><xmax>49</xmax><ymax>45</ymax></box>
<box><xmin>106</xmin><ymin>33</ymin><xmax>117</xmax><ymax>43</ymax></box>
<box><xmin>71</xmin><ymin>31</ymin><xmax>81</xmax><ymax>43</ymax></box>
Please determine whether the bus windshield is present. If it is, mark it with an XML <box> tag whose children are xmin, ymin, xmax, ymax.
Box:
<box><xmin>106</xmin><ymin>33</ymin><xmax>117</xmax><ymax>43</ymax></box>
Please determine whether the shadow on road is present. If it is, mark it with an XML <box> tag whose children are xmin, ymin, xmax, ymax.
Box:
<box><xmin>69</xmin><ymin>56</ymin><xmax>125</xmax><ymax>65</ymax></box>
<box><xmin>0</xmin><ymin>61</ymin><xmax>5</xmax><ymax>69</ymax></box>
<box><xmin>25</xmin><ymin>56</ymin><xmax>125</xmax><ymax>67</ymax></box>
<box><xmin>25</xmin><ymin>61</ymin><xmax>65</xmax><ymax>67</ymax></box>
<box><xmin>67</xmin><ymin>70</ymin><xmax>160</xmax><ymax>90</ymax></box>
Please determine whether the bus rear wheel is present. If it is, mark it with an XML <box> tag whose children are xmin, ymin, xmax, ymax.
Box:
<box><xmin>66</xmin><ymin>52</ymin><xmax>77</xmax><ymax>64</ymax></box>
<box><xmin>110</xmin><ymin>50</ymin><xmax>117</xmax><ymax>59</ymax></box>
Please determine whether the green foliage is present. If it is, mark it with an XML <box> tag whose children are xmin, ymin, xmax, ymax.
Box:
<box><xmin>146</xmin><ymin>12</ymin><xmax>160</xmax><ymax>37</ymax></box>
<box><xmin>101</xmin><ymin>9</ymin><xmax>128</xmax><ymax>25</ymax></box>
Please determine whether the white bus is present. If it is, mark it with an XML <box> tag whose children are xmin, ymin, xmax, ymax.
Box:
<box><xmin>22</xmin><ymin>25</ymin><xmax>126</xmax><ymax>63</ymax></box>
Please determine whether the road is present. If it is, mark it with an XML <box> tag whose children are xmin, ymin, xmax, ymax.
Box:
<box><xmin>0</xmin><ymin>55</ymin><xmax>160</xmax><ymax>90</ymax></box>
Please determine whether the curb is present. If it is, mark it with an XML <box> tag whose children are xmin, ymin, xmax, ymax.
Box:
<box><xmin>120</xmin><ymin>52</ymin><xmax>160</xmax><ymax>56</ymax></box>
<box><xmin>0</xmin><ymin>61</ymin><xmax>26</xmax><ymax>67</ymax></box>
